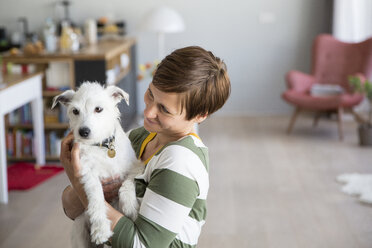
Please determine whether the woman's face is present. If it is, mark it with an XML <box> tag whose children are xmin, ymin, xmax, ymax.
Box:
<box><xmin>143</xmin><ymin>83</ymin><xmax>196</xmax><ymax>137</ymax></box>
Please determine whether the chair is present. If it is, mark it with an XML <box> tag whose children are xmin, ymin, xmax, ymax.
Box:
<box><xmin>282</xmin><ymin>34</ymin><xmax>372</xmax><ymax>140</ymax></box>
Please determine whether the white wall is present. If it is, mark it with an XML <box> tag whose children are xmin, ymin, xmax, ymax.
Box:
<box><xmin>0</xmin><ymin>0</ymin><xmax>332</xmax><ymax>116</ymax></box>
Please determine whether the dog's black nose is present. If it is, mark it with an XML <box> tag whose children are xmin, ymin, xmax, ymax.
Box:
<box><xmin>79</xmin><ymin>127</ymin><xmax>90</xmax><ymax>138</ymax></box>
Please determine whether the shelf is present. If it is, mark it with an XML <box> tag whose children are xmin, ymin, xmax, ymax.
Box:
<box><xmin>44</xmin><ymin>123</ymin><xmax>69</xmax><ymax>129</ymax></box>
<box><xmin>43</xmin><ymin>90</ymin><xmax>64</xmax><ymax>97</ymax></box>
<box><xmin>6</xmin><ymin>123</ymin><xmax>33</xmax><ymax>129</ymax></box>
<box><xmin>7</xmin><ymin>122</ymin><xmax>69</xmax><ymax>129</ymax></box>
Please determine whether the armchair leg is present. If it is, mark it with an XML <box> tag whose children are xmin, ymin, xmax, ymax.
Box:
<box><xmin>287</xmin><ymin>107</ymin><xmax>301</xmax><ymax>134</ymax></box>
<box><xmin>337</xmin><ymin>107</ymin><xmax>344</xmax><ymax>141</ymax></box>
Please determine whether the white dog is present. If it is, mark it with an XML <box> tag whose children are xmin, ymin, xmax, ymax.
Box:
<box><xmin>52</xmin><ymin>82</ymin><xmax>143</xmax><ymax>247</ymax></box>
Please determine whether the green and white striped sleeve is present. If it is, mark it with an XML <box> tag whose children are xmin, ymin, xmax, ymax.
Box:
<box><xmin>112</xmin><ymin>139</ymin><xmax>208</xmax><ymax>248</ymax></box>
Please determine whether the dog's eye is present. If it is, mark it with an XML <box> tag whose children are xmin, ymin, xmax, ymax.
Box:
<box><xmin>95</xmin><ymin>107</ymin><xmax>103</xmax><ymax>113</ymax></box>
<box><xmin>72</xmin><ymin>108</ymin><xmax>79</xmax><ymax>115</ymax></box>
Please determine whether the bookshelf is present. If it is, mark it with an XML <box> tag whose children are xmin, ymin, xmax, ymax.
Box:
<box><xmin>4</xmin><ymin>103</ymin><xmax>68</xmax><ymax>161</ymax></box>
<box><xmin>2</xmin><ymin>38</ymin><xmax>137</xmax><ymax>162</ymax></box>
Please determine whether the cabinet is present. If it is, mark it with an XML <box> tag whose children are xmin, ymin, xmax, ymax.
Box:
<box><xmin>2</xmin><ymin>38</ymin><xmax>137</xmax><ymax>161</ymax></box>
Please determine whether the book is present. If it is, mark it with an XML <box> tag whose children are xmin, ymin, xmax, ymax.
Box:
<box><xmin>310</xmin><ymin>84</ymin><xmax>344</xmax><ymax>97</ymax></box>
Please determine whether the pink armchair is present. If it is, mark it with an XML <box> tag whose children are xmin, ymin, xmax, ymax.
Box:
<box><xmin>282</xmin><ymin>34</ymin><xmax>372</xmax><ymax>140</ymax></box>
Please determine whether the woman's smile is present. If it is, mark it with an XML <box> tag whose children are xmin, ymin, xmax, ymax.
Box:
<box><xmin>145</xmin><ymin>117</ymin><xmax>158</xmax><ymax>125</ymax></box>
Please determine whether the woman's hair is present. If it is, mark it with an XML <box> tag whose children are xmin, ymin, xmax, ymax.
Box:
<box><xmin>152</xmin><ymin>46</ymin><xmax>231</xmax><ymax>120</ymax></box>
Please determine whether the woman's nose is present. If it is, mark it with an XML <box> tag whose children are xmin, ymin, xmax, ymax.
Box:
<box><xmin>144</xmin><ymin>102</ymin><xmax>157</xmax><ymax>119</ymax></box>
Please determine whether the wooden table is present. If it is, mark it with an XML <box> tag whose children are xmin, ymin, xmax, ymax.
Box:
<box><xmin>0</xmin><ymin>72</ymin><xmax>45</xmax><ymax>204</ymax></box>
<box><xmin>2</xmin><ymin>37</ymin><xmax>136</xmax><ymax>87</ymax></box>
<box><xmin>2</xmin><ymin>38</ymin><xmax>137</xmax><ymax>131</ymax></box>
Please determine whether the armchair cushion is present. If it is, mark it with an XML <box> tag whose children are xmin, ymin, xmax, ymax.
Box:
<box><xmin>282</xmin><ymin>90</ymin><xmax>363</xmax><ymax>111</ymax></box>
<box><xmin>285</xmin><ymin>70</ymin><xmax>316</xmax><ymax>93</ymax></box>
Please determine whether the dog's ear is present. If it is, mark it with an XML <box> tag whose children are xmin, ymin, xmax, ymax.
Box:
<box><xmin>106</xmin><ymin>86</ymin><xmax>130</xmax><ymax>106</ymax></box>
<box><xmin>51</xmin><ymin>90</ymin><xmax>75</xmax><ymax>109</ymax></box>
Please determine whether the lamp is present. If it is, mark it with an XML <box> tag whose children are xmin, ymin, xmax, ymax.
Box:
<box><xmin>141</xmin><ymin>6</ymin><xmax>185</xmax><ymax>59</ymax></box>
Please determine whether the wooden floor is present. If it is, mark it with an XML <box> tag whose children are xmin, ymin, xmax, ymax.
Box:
<box><xmin>1</xmin><ymin>116</ymin><xmax>372</xmax><ymax>248</ymax></box>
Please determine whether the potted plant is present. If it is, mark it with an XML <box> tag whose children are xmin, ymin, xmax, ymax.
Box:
<box><xmin>348</xmin><ymin>76</ymin><xmax>372</xmax><ymax>146</ymax></box>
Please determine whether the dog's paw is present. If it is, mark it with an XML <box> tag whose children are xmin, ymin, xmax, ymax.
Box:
<box><xmin>123</xmin><ymin>201</ymin><xmax>139</xmax><ymax>221</ymax></box>
<box><xmin>119</xmin><ymin>179</ymin><xmax>139</xmax><ymax>221</ymax></box>
<box><xmin>119</xmin><ymin>197</ymin><xmax>139</xmax><ymax>221</ymax></box>
<box><xmin>90</xmin><ymin>220</ymin><xmax>113</xmax><ymax>245</ymax></box>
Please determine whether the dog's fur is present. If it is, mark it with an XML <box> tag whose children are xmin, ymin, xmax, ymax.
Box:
<box><xmin>53</xmin><ymin>82</ymin><xmax>143</xmax><ymax>247</ymax></box>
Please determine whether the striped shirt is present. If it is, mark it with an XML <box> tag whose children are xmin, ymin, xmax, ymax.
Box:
<box><xmin>112</xmin><ymin>127</ymin><xmax>209</xmax><ymax>248</ymax></box>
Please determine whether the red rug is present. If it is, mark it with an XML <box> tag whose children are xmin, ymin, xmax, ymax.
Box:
<box><xmin>7</xmin><ymin>162</ymin><xmax>64</xmax><ymax>190</ymax></box>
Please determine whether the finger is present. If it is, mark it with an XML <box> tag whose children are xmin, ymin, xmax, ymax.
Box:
<box><xmin>104</xmin><ymin>191</ymin><xmax>119</xmax><ymax>201</ymax></box>
<box><xmin>103</xmin><ymin>184</ymin><xmax>119</xmax><ymax>195</ymax></box>
<box><xmin>71</xmin><ymin>143</ymin><xmax>82</xmax><ymax>175</ymax></box>
<box><xmin>101</xmin><ymin>177</ymin><xmax>112</xmax><ymax>185</ymax></box>
<box><xmin>63</xmin><ymin>131</ymin><xmax>74</xmax><ymax>142</ymax></box>
<box><xmin>102</xmin><ymin>181</ymin><xmax>121</xmax><ymax>193</ymax></box>
<box><xmin>102</xmin><ymin>178</ymin><xmax>121</xmax><ymax>186</ymax></box>
<box><xmin>61</xmin><ymin>132</ymin><xmax>74</xmax><ymax>152</ymax></box>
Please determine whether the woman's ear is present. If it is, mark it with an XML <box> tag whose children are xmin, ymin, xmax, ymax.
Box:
<box><xmin>195</xmin><ymin>114</ymin><xmax>208</xmax><ymax>124</ymax></box>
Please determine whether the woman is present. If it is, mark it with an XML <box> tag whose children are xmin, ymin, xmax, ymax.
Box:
<box><xmin>61</xmin><ymin>46</ymin><xmax>231</xmax><ymax>247</ymax></box>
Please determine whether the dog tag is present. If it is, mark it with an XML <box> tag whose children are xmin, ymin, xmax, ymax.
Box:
<box><xmin>108</xmin><ymin>148</ymin><xmax>116</xmax><ymax>158</ymax></box>
<box><xmin>107</xmin><ymin>142</ymin><xmax>116</xmax><ymax>158</ymax></box>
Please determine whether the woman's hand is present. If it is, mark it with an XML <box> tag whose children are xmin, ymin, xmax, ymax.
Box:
<box><xmin>60</xmin><ymin>132</ymin><xmax>81</xmax><ymax>183</ymax></box>
<box><xmin>102</xmin><ymin>176</ymin><xmax>123</xmax><ymax>203</ymax></box>
<box><xmin>60</xmin><ymin>132</ymin><xmax>88</xmax><ymax>208</ymax></box>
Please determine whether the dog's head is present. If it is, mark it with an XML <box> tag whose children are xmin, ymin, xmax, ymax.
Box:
<box><xmin>52</xmin><ymin>82</ymin><xmax>129</xmax><ymax>144</ymax></box>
